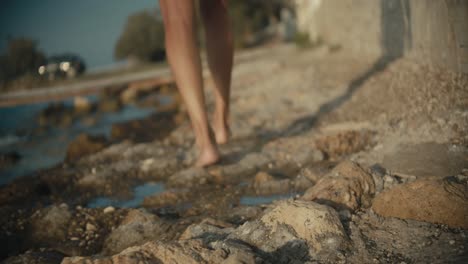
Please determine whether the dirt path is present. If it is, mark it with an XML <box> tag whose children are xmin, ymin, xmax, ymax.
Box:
<box><xmin>1</xmin><ymin>44</ymin><xmax>467</xmax><ymax>263</ymax></box>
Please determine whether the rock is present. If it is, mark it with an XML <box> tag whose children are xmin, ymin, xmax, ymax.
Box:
<box><xmin>120</xmin><ymin>87</ymin><xmax>138</xmax><ymax>104</ymax></box>
<box><xmin>103</xmin><ymin>209</ymin><xmax>162</xmax><ymax>255</ymax></box>
<box><xmin>3</xmin><ymin>249</ymin><xmax>65</xmax><ymax>264</ymax></box>
<box><xmin>85</xmin><ymin>223</ymin><xmax>97</xmax><ymax>232</ymax></box>
<box><xmin>103</xmin><ymin>206</ymin><xmax>115</xmax><ymax>214</ymax></box>
<box><xmin>142</xmin><ymin>189</ymin><xmax>189</xmax><ymax>208</ymax></box>
<box><xmin>299</xmin><ymin>161</ymin><xmax>337</xmax><ymax>183</ymax></box>
<box><xmin>73</xmin><ymin>96</ymin><xmax>92</xmax><ymax>114</ymax></box>
<box><xmin>224</xmin><ymin>206</ymin><xmax>263</xmax><ymax>225</ymax></box>
<box><xmin>97</xmin><ymin>97</ymin><xmax>121</xmax><ymax>112</ymax></box>
<box><xmin>66</xmin><ymin>134</ymin><xmax>107</xmax><ymax>162</ymax></box>
<box><xmin>252</xmin><ymin>171</ymin><xmax>291</xmax><ymax>195</ymax></box>
<box><xmin>180</xmin><ymin>218</ymin><xmax>233</xmax><ymax>240</ymax></box>
<box><xmin>260</xmin><ymin>200</ymin><xmax>348</xmax><ymax>254</ymax></box>
<box><xmin>301</xmin><ymin>160</ymin><xmax>375</xmax><ymax>211</ymax></box>
<box><xmin>254</xmin><ymin>171</ymin><xmax>275</xmax><ymax>185</ymax></box>
<box><xmin>77</xmin><ymin>170</ymin><xmax>112</xmax><ymax>188</ymax></box>
<box><xmin>230</xmin><ymin>200</ymin><xmax>347</xmax><ymax>261</ymax></box>
<box><xmin>121</xmin><ymin>208</ymin><xmax>159</xmax><ymax>225</ymax></box>
<box><xmin>0</xmin><ymin>151</ymin><xmax>20</xmax><ymax>170</ymax></box>
<box><xmin>110</xmin><ymin>112</ymin><xmax>176</xmax><ymax>142</ymax></box>
<box><xmin>372</xmin><ymin>176</ymin><xmax>468</xmax><ymax>229</ymax></box>
<box><xmin>315</xmin><ymin>130</ymin><xmax>375</xmax><ymax>159</ymax></box>
<box><xmin>167</xmin><ymin>167</ymin><xmax>214</xmax><ymax>187</ymax></box>
<box><xmin>63</xmin><ymin>239</ymin><xmax>258</xmax><ymax>264</ymax></box>
<box><xmin>31</xmin><ymin>205</ymin><xmax>72</xmax><ymax>243</ymax></box>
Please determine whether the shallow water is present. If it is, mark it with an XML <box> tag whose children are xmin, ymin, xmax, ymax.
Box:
<box><xmin>88</xmin><ymin>182</ymin><xmax>165</xmax><ymax>208</ymax></box>
<box><xmin>0</xmin><ymin>97</ymin><xmax>157</xmax><ymax>184</ymax></box>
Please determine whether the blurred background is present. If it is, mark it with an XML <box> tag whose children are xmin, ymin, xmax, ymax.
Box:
<box><xmin>0</xmin><ymin>1</ymin><xmax>467</xmax><ymax>262</ymax></box>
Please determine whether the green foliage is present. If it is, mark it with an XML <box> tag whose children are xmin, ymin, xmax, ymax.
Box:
<box><xmin>0</xmin><ymin>37</ymin><xmax>45</xmax><ymax>82</ymax></box>
<box><xmin>115</xmin><ymin>10</ymin><xmax>165</xmax><ymax>62</ymax></box>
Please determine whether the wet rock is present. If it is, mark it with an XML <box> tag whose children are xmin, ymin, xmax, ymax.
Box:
<box><xmin>139</xmin><ymin>156</ymin><xmax>179</xmax><ymax>179</ymax></box>
<box><xmin>167</xmin><ymin>167</ymin><xmax>214</xmax><ymax>187</ymax></box>
<box><xmin>3</xmin><ymin>249</ymin><xmax>65</xmax><ymax>264</ymax></box>
<box><xmin>230</xmin><ymin>200</ymin><xmax>347</xmax><ymax>260</ymax></box>
<box><xmin>31</xmin><ymin>205</ymin><xmax>72</xmax><ymax>243</ymax></box>
<box><xmin>208</xmin><ymin>152</ymin><xmax>272</xmax><ymax>183</ymax></box>
<box><xmin>142</xmin><ymin>189</ymin><xmax>189</xmax><ymax>208</ymax></box>
<box><xmin>0</xmin><ymin>151</ymin><xmax>20</xmax><ymax>170</ymax></box>
<box><xmin>77</xmin><ymin>170</ymin><xmax>112</xmax><ymax>188</ymax></box>
<box><xmin>252</xmin><ymin>171</ymin><xmax>291</xmax><ymax>195</ymax></box>
<box><xmin>301</xmin><ymin>160</ymin><xmax>376</xmax><ymax>211</ymax></box>
<box><xmin>73</xmin><ymin>96</ymin><xmax>93</xmax><ymax>114</ymax></box>
<box><xmin>111</xmin><ymin>112</ymin><xmax>177</xmax><ymax>143</ymax></box>
<box><xmin>254</xmin><ymin>171</ymin><xmax>275</xmax><ymax>184</ymax></box>
<box><xmin>103</xmin><ymin>206</ymin><xmax>115</xmax><ymax>214</ymax></box>
<box><xmin>66</xmin><ymin>134</ymin><xmax>107</xmax><ymax>162</ymax></box>
<box><xmin>97</xmin><ymin>97</ymin><xmax>121</xmax><ymax>112</ymax></box>
<box><xmin>372</xmin><ymin>176</ymin><xmax>468</xmax><ymax>228</ymax></box>
<box><xmin>102</xmin><ymin>209</ymin><xmax>161</xmax><ymax>255</ymax></box>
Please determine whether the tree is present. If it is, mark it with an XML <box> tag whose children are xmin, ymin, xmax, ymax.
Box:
<box><xmin>114</xmin><ymin>10</ymin><xmax>165</xmax><ymax>63</ymax></box>
<box><xmin>0</xmin><ymin>37</ymin><xmax>45</xmax><ymax>81</ymax></box>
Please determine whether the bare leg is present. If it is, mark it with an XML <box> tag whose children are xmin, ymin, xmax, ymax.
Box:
<box><xmin>200</xmin><ymin>0</ymin><xmax>233</xmax><ymax>144</ymax></box>
<box><xmin>160</xmin><ymin>0</ymin><xmax>219</xmax><ymax>167</ymax></box>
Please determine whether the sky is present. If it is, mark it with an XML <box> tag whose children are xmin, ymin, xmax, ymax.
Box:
<box><xmin>0</xmin><ymin>0</ymin><xmax>159</xmax><ymax>71</ymax></box>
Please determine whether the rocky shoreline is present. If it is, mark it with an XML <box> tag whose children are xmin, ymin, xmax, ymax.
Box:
<box><xmin>1</xmin><ymin>44</ymin><xmax>467</xmax><ymax>263</ymax></box>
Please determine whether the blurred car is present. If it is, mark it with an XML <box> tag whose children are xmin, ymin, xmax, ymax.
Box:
<box><xmin>38</xmin><ymin>54</ymin><xmax>86</xmax><ymax>80</ymax></box>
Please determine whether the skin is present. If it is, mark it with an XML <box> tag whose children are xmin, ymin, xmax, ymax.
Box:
<box><xmin>160</xmin><ymin>0</ymin><xmax>233</xmax><ymax>167</ymax></box>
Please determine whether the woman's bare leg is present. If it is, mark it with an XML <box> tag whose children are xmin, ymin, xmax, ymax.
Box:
<box><xmin>200</xmin><ymin>0</ymin><xmax>233</xmax><ymax>144</ymax></box>
<box><xmin>160</xmin><ymin>0</ymin><xmax>219</xmax><ymax>167</ymax></box>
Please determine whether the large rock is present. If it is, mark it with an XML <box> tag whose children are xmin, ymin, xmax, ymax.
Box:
<box><xmin>102</xmin><ymin>209</ymin><xmax>163</xmax><ymax>255</ymax></box>
<box><xmin>230</xmin><ymin>200</ymin><xmax>347</xmax><ymax>261</ymax></box>
<box><xmin>301</xmin><ymin>160</ymin><xmax>375</xmax><ymax>212</ymax></box>
<box><xmin>31</xmin><ymin>204</ymin><xmax>72</xmax><ymax>243</ymax></box>
<box><xmin>66</xmin><ymin>134</ymin><xmax>107</xmax><ymax>161</ymax></box>
<box><xmin>63</xmin><ymin>239</ymin><xmax>258</xmax><ymax>264</ymax></box>
<box><xmin>372</xmin><ymin>176</ymin><xmax>468</xmax><ymax>229</ymax></box>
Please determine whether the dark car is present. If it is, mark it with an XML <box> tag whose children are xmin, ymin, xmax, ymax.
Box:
<box><xmin>38</xmin><ymin>54</ymin><xmax>86</xmax><ymax>80</ymax></box>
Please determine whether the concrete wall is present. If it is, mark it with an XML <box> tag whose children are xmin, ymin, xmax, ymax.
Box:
<box><xmin>295</xmin><ymin>0</ymin><xmax>468</xmax><ymax>72</ymax></box>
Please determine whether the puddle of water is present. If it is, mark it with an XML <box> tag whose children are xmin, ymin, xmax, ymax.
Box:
<box><xmin>240</xmin><ymin>193</ymin><xmax>300</xmax><ymax>206</ymax></box>
<box><xmin>0</xmin><ymin>96</ymin><xmax>159</xmax><ymax>184</ymax></box>
<box><xmin>88</xmin><ymin>182</ymin><xmax>164</xmax><ymax>208</ymax></box>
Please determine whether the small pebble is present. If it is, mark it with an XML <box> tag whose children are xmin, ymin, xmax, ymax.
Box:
<box><xmin>449</xmin><ymin>240</ymin><xmax>455</xmax><ymax>245</ymax></box>
<box><xmin>103</xmin><ymin>206</ymin><xmax>115</xmax><ymax>214</ymax></box>
<box><xmin>70</xmin><ymin>237</ymin><xmax>79</xmax><ymax>241</ymax></box>
<box><xmin>86</xmin><ymin>223</ymin><xmax>97</xmax><ymax>232</ymax></box>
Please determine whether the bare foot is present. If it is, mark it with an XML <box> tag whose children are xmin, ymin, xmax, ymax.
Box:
<box><xmin>195</xmin><ymin>146</ymin><xmax>220</xmax><ymax>167</ymax></box>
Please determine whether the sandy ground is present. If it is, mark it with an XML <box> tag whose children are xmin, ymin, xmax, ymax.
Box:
<box><xmin>1</xmin><ymin>44</ymin><xmax>467</xmax><ymax>263</ymax></box>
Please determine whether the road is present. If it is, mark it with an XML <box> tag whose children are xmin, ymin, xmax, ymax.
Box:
<box><xmin>0</xmin><ymin>67</ymin><xmax>173</xmax><ymax>107</ymax></box>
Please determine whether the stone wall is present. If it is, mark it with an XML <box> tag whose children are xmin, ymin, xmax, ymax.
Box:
<box><xmin>295</xmin><ymin>0</ymin><xmax>468</xmax><ymax>72</ymax></box>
